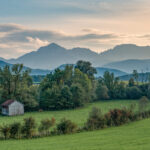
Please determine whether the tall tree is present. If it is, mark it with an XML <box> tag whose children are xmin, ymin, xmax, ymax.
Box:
<box><xmin>0</xmin><ymin>64</ymin><xmax>38</xmax><ymax>110</ymax></box>
<box><xmin>75</xmin><ymin>60</ymin><xmax>97</xmax><ymax>80</ymax></box>
<box><xmin>39</xmin><ymin>65</ymin><xmax>93</xmax><ymax>110</ymax></box>
<box><xmin>133</xmin><ymin>70</ymin><xmax>139</xmax><ymax>84</ymax></box>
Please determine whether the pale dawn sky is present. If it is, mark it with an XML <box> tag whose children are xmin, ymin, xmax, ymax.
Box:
<box><xmin>0</xmin><ymin>0</ymin><xmax>150</xmax><ymax>58</ymax></box>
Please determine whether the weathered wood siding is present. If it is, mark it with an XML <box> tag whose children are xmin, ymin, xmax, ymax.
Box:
<box><xmin>8</xmin><ymin>101</ymin><xmax>24</xmax><ymax>116</ymax></box>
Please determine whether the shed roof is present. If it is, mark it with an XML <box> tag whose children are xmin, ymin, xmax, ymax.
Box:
<box><xmin>1</xmin><ymin>100</ymin><xmax>15</xmax><ymax>107</ymax></box>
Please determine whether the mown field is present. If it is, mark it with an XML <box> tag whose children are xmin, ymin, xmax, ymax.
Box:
<box><xmin>0</xmin><ymin>100</ymin><xmax>141</xmax><ymax>126</ymax></box>
<box><xmin>0</xmin><ymin>117</ymin><xmax>150</xmax><ymax>150</ymax></box>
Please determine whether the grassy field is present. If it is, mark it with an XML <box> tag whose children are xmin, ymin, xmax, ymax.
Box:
<box><xmin>0</xmin><ymin>118</ymin><xmax>150</xmax><ymax>150</ymax></box>
<box><xmin>0</xmin><ymin>100</ymin><xmax>140</xmax><ymax>126</ymax></box>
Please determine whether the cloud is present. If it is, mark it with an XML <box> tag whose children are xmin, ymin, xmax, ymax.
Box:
<box><xmin>0</xmin><ymin>23</ymin><xmax>150</xmax><ymax>58</ymax></box>
<box><xmin>0</xmin><ymin>24</ymin><xmax>121</xmax><ymax>58</ymax></box>
<box><xmin>0</xmin><ymin>23</ymin><xmax>24</xmax><ymax>32</ymax></box>
<box><xmin>0</xmin><ymin>24</ymin><xmax>118</xmax><ymax>43</ymax></box>
<box><xmin>26</xmin><ymin>37</ymin><xmax>49</xmax><ymax>48</ymax></box>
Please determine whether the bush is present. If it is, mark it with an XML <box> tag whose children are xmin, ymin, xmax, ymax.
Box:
<box><xmin>10</xmin><ymin>122</ymin><xmax>22</xmax><ymax>139</ymax></box>
<box><xmin>0</xmin><ymin>125</ymin><xmax>11</xmax><ymax>139</ymax></box>
<box><xmin>38</xmin><ymin>118</ymin><xmax>55</xmax><ymax>135</ymax></box>
<box><xmin>139</xmin><ymin>96</ymin><xmax>149</xmax><ymax>112</ymax></box>
<box><xmin>105</xmin><ymin>108</ymin><xmax>134</xmax><ymax>126</ymax></box>
<box><xmin>57</xmin><ymin>118</ymin><xmax>78</xmax><ymax>134</ymax></box>
<box><xmin>22</xmin><ymin>117</ymin><xmax>36</xmax><ymax>138</ymax></box>
<box><xmin>85</xmin><ymin>107</ymin><xmax>106</xmax><ymax>130</ymax></box>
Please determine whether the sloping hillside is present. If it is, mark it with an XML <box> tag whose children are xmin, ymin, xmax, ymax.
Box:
<box><xmin>119</xmin><ymin>72</ymin><xmax>150</xmax><ymax>82</ymax></box>
<box><xmin>1</xmin><ymin>116</ymin><xmax>150</xmax><ymax>150</ymax></box>
<box><xmin>103</xmin><ymin>59</ymin><xmax>150</xmax><ymax>73</ymax></box>
<box><xmin>0</xmin><ymin>60</ymin><xmax>50</xmax><ymax>75</ymax></box>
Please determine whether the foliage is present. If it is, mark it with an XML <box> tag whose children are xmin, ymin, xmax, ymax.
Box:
<box><xmin>22</xmin><ymin>117</ymin><xmax>36</xmax><ymax>138</ymax></box>
<box><xmin>97</xmin><ymin>72</ymin><xmax>126</xmax><ymax>99</ymax></box>
<box><xmin>126</xmin><ymin>86</ymin><xmax>142</xmax><ymax>99</ymax></box>
<box><xmin>0</xmin><ymin>64</ymin><xmax>38</xmax><ymax>110</ymax></box>
<box><xmin>132</xmin><ymin>70</ymin><xmax>139</xmax><ymax>84</ymax></box>
<box><xmin>96</xmin><ymin>81</ymin><xmax>109</xmax><ymax>100</ymax></box>
<box><xmin>75</xmin><ymin>60</ymin><xmax>97</xmax><ymax>80</ymax></box>
<box><xmin>39</xmin><ymin>63</ymin><xmax>92</xmax><ymax>110</ymax></box>
<box><xmin>128</xmin><ymin>78</ymin><xmax>135</xmax><ymax>87</ymax></box>
<box><xmin>85</xmin><ymin>107</ymin><xmax>106</xmax><ymax>130</ymax></box>
<box><xmin>0</xmin><ymin>125</ymin><xmax>11</xmax><ymax>139</ymax></box>
<box><xmin>85</xmin><ymin>107</ymin><xmax>135</xmax><ymax>130</ymax></box>
<box><xmin>105</xmin><ymin>108</ymin><xmax>134</xmax><ymax>126</ymax></box>
<box><xmin>57</xmin><ymin>118</ymin><xmax>78</xmax><ymax>134</ymax></box>
<box><xmin>10</xmin><ymin>122</ymin><xmax>22</xmax><ymax>139</ymax></box>
<box><xmin>70</xmin><ymin>83</ymin><xmax>85</xmax><ymax>107</ymax></box>
<box><xmin>39</xmin><ymin>118</ymin><xmax>55</xmax><ymax>134</ymax></box>
<box><xmin>139</xmin><ymin>96</ymin><xmax>149</xmax><ymax>112</ymax></box>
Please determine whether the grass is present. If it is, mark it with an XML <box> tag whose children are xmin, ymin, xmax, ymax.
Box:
<box><xmin>0</xmin><ymin>100</ymin><xmax>150</xmax><ymax>150</ymax></box>
<box><xmin>0</xmin><ymin>118</ymin><xmax>150</xmax><ymax>150</ymax></box>
<box><xmin>0</xmin><ymin>100</ymin><xmax>140</xmax><ymax>126</ymax></box>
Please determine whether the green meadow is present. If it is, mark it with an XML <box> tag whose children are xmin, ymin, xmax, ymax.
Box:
<box><xmin>0</xmin><ymin>100</ymin><xmax>140</xmax><ymax>126</ymax></box>
<box><xmin>0</xmin><ymin>117</ymin><xmax>150</xmax><ymax>150</ymax></box>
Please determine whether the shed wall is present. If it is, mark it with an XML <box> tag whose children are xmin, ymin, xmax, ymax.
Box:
<box><xmin>8</xmin><ymin>101</ymin><xmax>24</xmax><ymax>116</ymax></box>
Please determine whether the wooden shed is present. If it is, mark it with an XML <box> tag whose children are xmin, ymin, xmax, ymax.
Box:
<box><xmin>1</xmin><ymin>100</ymin><xmax>24</xmax><ymax>116</ymax></box>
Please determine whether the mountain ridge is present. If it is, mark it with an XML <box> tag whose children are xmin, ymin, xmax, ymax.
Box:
<box><xmin>1</xmin><ymin>43</ymin><xmax>150</xmax><ymax>70</ymax></box>
<box><xmin>103</xmin><ymin>59</ymin><xmax>150</xmax><ymax>73</ymax></box>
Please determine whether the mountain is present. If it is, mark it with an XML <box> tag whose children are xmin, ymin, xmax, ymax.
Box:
<box><xmin>119</xmin><ymin>72</ymin><xmax>150</xmax><ymax>82</ymax></box>
<box><xmin>8</xmin><ymin>43</ymin><xmax>99</xmax><ymax>70</ymax></box>
<box><xmin>99</xmin><ymin>44</ymin><xmax>150</xmax><ymax>64</ymax></box>
<box><xmin>0</xmin><ymin>60</ymin><xmax>11</xmax><ymax>67</ymax></box>
<box><xmin>103</xmin><ymin>59</ymin><xmax>150</xmax><ymax>73</ymax></box>
<box><xmin>0</xmin><ymin>57</ymin><xmax>7</xmax><ymax>62</ymax></box>
<box><xmin>1</xmin><ymin>43</ymin><xmax>150</xmax><ymax>70</ymax></box>
<box><xmin>0</xmin><ymin>60</ymin><xmax>50</xmax><ymax>75</ymax></box>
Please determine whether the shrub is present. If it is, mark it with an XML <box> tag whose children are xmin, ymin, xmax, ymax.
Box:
<box><xmin>22</xmin><ymin>117</ymin><xmax>36</xmax><ymax>138</ymax></box>
<box><xmin>57</xmin><ymin>118</ymin><xmax>78</xmax><ymax>134</ymax></box>
<box><xmin>105</xmin><ymin>108</ymin><xmax>134</xmax><ymax>126</ymax></box>
<box><xmin>10</xmin><ymin>122</ymin><xmax>22</xmax><ymax>139</ymax></box>
<box><xmin>0</xmin><ymin>125</ymin><xmax>11</xmax><ymax>139</ymax></box>
<box><xmin>126</xmin><ymin>86</ymin><xmax>142</xmax><ymax>99</ymax></box>
<box><xmin>139</xmin><ymin>96</ymin><xmax>149</xmax><ymax>112</ymax></box>
<box><xmin>85</xmin><ymin>107</ymin><xmax>106</xmax><ymax>130</ymax></box>
<box><xmin>38</xmin><ymin>118</ymin><xmax>55</xmax><ymax>134</ymax></box>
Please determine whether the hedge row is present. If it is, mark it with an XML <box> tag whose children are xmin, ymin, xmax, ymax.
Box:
<box><xmin>0</xmin><ymin>104</ymin><xmax>150</xmax><ymax>140</ymax></box>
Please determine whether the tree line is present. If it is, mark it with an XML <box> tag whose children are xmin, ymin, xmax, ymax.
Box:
<box><xmin>0</xmin><ymin>60</ymin><xmax>150</xmax><ymax>111</ymax></box>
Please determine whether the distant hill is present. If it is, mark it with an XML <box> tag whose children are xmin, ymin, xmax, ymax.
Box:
<box><xmin>95</xmin><ymin>67</ymin><xmax>127</xmax><ymax>77</ymax></box>
<box><xmin>0</xmin><ymin>60</ymin><xmax>127</xmax><ymax>78</ymax></box>
<box><xmin>56</xmin><ymin>64</ymin><xmax>127</xmax><ymax>77</ymax></box>
<box><xmin>103</xmin><ymin>59</ymin><xmax>150</xmax><ymax>73</ymax></box>
<box><xmin>119</xmin><ymin>72</ymin><xmax>150</xmax><ymax>82</ymax></box>
<box><xmin>1</xmin><ymin>43</ymin><xmax>149</xmax><ymax>70</ymax></box>
<box><xmin>0</xmin><ymin>60</ymin><xmax>50</xmax><ymax>75</ymax></box>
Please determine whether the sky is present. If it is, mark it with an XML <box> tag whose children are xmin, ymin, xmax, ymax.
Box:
<box><xmin>0</xmin><ymin>0</ymin><xmax>150</xmax><ymax>58</ymax></box>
